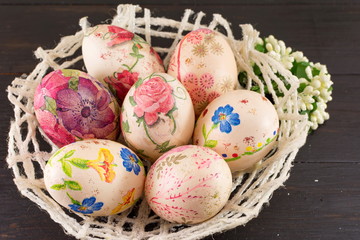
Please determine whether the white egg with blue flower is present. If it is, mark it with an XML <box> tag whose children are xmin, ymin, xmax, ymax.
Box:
<box><xmin>44</xmin><ymin>139</ymin><xmax>145</xmax><ymax>216</ymax></box>
<box><xmin>193</xmin><ymin>90</ymin><xmax>279</xmax><ymax>172</ymax></box>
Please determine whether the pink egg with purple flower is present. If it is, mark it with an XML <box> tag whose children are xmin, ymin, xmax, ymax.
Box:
<box><xmin>193</xmin><ymin>90</ymin><xmax>279</xmax><ymax>172</ymax></box>
<box><xmin>34</xmin><ymin>69</ymin><xmax>120</xmax><ymax>147</ymax></box>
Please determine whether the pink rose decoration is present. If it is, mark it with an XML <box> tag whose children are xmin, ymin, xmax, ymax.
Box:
<box><xmin>107</xmin><ymin>25</ymin><xmax>134</xmax><ymax>47</ymax></box>
<box><xmin>133</xmin><ymin>77</ymin><xmax>174</xmax><ymax>126</ymax></box>
<box><xmin>104</xmin><ymin>70</ymin><xmax>139</xmax><ymax>105</ymax></box>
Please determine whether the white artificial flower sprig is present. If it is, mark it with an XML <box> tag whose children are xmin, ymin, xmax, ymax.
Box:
<box><xmin>241</xmin><ymin>35</ymin><xmax>333</xmax><ymax>131</ymax></box>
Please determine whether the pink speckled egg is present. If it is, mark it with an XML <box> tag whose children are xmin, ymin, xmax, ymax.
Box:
<box><xmin>44</xmin><ymin>139</ymin><xmax>145</xmax><ymax>216</ymax></box>
<box><xmin>82</xmin><ymin>24</ymin><xmax>165</xmax><ymax>105</ymax></box>
<box><xmin>121</xmin><ymin>73</ymin><xmax>195</xmax><ymax>163</ymax></box>
<box><xmin>145</xmin><ymin>145</ymin><xmax>232</xmax><ymax>224</ymax></box>
<box><xmin>193</xmin><ymin>90</ymin><xmax>279</xmax><ymax>172</ymax></box>
<box><xmin>167</xmin><ymin>28</ymin><xmax>239</xmax><ymax>116</ymax></box>
<box><xmin>34</xmin><ymin>69</ymin><xmax>120</xmax><ymax>147</ymax></box>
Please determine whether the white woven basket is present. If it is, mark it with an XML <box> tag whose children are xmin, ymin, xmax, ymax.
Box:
<box><xmin>7</xmin><ymin>4</ymin><xmax>309</xmax><ymax>240</ymax></box>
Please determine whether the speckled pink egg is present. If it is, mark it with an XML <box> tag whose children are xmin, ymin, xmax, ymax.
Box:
<box><xmin>44</xmin><ymin>139</ymin><xmax>146</xmax><ymax>216</ymax></box>
<box><xmin>193</xmin><ymin>90</ymin><xmax>279</xmax><ymax>172</ymax></box>
<box><xmin>145</xmin><ymin>145</ymin><xmax>232</xmax><ymax>224</ymax></box>
<box><xmin>167</xmin><ymin>28</ymin><xmax>239</xmax><ymax>116</ymax></box>
<box><xmin>82</xmin><ymin>24</ymin><xmax>165</xmax><ymax>105</ymax></box>
<box><xmin>121</xmin><ymin>73</ymin><xmax>195</xmax><ymax>163</ymax></box>
<box><xmin>34</xmin><ymin>69</ymin><xmax>120</xmax><ymax>147</ymax></box>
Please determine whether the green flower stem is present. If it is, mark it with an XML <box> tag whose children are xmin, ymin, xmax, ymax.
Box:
<box><xmin>127</xmin><ymin>57</ymin><xmax>139</xmax><ymax>72</ymax></box>
<box><xmin>168</xmin><ymin>113</ymin><xmax>177</xmax><ymax>135</ymax></box>
<box><xmin>204</xmin><ymin>123</ymin><xmax>218</xmax><ymax>142</ymax></box>
<box><xmin>143</xmin><ymin>121</ymin><xmax>159</xmax><ymax>146</ymax></box>
<box><xmin>224</xmin><ymin>135</ymin><xmax>277</xmax><ymax>162</ymax></box>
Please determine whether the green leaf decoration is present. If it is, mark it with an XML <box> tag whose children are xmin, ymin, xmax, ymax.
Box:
<box><xmin>62</xmin><ymin>161</ymin><xmax>72</xmax><ymax>177</ymax></box>
<box><xmin>155</xmin><ymin>140</ymin><xmax>176</xmax><ymax>153</ymax></box>
<box><xmin>136</xmin><ymin>117</ymin><xmax>143</xmax><ymax>127</ymax></box>
<box><xmin>66</xmin><ymin>192</ymin><xmax>81</xmax><ymax>206</ymax></box>
<box><xmin>137</xmin><ymin>158</ymin><xmax>144</xmax><ymax>167</ymax></box>
<box><xmin>202</xmin><ymin>124</ymin><xmax>207</xmax><ymax>139</ymax></box>
<box><xmin>204</xmin><ymin>140</ymin><xmax>218</xmax><ymax>148</ymax></box>
<box><xmin>44</xmin><ymin>96</ymin><xmax>57</xmax><ymax>116</ymax></box>
<box><xmin>253</xmin><ymin>64</ymin><xmax>262</xmax><ymax>76</ymax></box>
<box><xmin>47</xmin><ymin>147</ymin><xmax>64</xmax><ymax>167</ymax></box>
<box><xmin>291</xmin><ymin>61</ymin><xmax>310</xmax><ymax>80</ymax></box>
<box><xmin>129</xmin><ymin>96</ymin><xmax>137</xmax><ymax>106</ymax></box>
<box><xmin>134</xmin><ymin>77</ymin><xmax>144</xmax><ymax>88</ymax></box>
<box><xmin>68</xmin><ymin>77</ymin><xmax>79</xmax><ymax>91</ymax></box>
<box><xmin>64</xmin><ymin>180</ymin><xmax>82</xmax><ymax>191</ymax></box>
<box><xmin>69</xmin><ymin>158</ymin><xmax>89</xmax><ymax>169</ymax></box>
<box><xmin>64</xmin><ymin>150</ymin><xmax>76</xmax><ymax>159</ymax></box>
<box><xmin>62</xmin><ymin>69</ymin><xmax>80</xmax><ymax>78</ymax></box>
<box><xmin>50</xmin><ymin>184</ymin><xmax>66</xmax><ymax>190</ymax></box>
<box><xmin>155</xmin><ymin>141</ymin><xmax>168</xmax><ymax>150</ymax></box>
<box><xmin>166</xmin><ymin>106</ymin><xmax>178</xmax><ymax>117</ymax></box>
<box><xmin>255</xmin><ymin>43</ymin><xmax>266</xmax><ymax>53</ymax></box>
<box><xmin>130</xmin><ymin>53</ymin><xmax>144</xmax><ymax>59</ymax></box>
<box><xmin>132</xmin><ymin>44</ymin><xmax>139</xmax><ymax>54</ymax></box>
<box><xmin>122</xmin><ymin>120</ymin><xmax>131</xmax><ymax>133</ymax></box>
<box><xmin>135</xmin><ymin>149</ymin><xmax>150</xmax><ymax>159</ymax></box>
<box><xmin>243</xmin><ymin>151</ymin><xmax>255</xmax><ymax>156</ymax></box>
<box><xmin>129</xmin><ymin>52</ymin><xmax>138</xmax><ymax>58</ymax></box>
<box><xmin>298</xmin><ymin>82</ymin><xmax>307</xmax><ymax>93</ymax></box>
<box><xmin>312</xmin><ymin>67</ymin><xmax>320</xmax><ymax>76</ymax></box>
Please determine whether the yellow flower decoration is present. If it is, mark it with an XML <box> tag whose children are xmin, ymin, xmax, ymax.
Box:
<box><xmin>111</xmin><ymin>188</ymin><xmax>136</xmax><ymax>215</ymax></box>
<box><xmin>87</xmin><ymin>148</ymin><xmax>116</xmax><ymax>183</ymax></box>
<box><xmin>246</xmin><ymin>146</ymin><xmax>253</xmax><ymax>152</ymax></box>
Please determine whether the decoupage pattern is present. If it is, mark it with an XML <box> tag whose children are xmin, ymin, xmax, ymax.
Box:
<box><xmin>167</xmin><ymin>28</ymin><xmax>238</xmax><ymax>115</ymax></box>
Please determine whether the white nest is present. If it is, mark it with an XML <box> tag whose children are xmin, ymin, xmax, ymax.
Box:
<box><xmin>6</xmin><ymin>4</ymin><xmax>309</xmax><ymax>240</ymax></box>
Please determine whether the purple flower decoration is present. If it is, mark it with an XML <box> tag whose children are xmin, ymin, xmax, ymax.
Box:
<box><xmin>56</xmin><ymin>77</ymin><xmax>115</xmax><ymax>138</ymax></box>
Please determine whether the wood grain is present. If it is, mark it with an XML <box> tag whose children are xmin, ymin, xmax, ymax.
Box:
<box><xmin>0</xmin><ymin>0</ymin><xmax>359</xmax><ymax>5</ymax></box>
<box><xmin>1</xmin><ymin>1</ymin><xmax>359</xmax><ymax>240</ymax></box>
<box><xmin>1</xmin><ymin>4</ymin><xmax>360</xmax><ymax>75</ymax></box>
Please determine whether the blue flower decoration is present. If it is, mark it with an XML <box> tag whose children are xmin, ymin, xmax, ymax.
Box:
<box><xmin>69</xmin><ymin>196</ymin><xmax>103</xmax><ymax>214</ymax></box>
<box><xmin>121</xmin><ymin>148</ymin><xmax>141</xmax><ymax>175</ymax></box>
<box><xmin>211</xmin><ymin>104</ymin><xmax>240</xmax><ymax>133</ymax></box>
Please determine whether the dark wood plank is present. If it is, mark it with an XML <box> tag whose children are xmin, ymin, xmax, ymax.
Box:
<box><xmin>205</xmin><ymin>162</ymin><xmax>360</xmax><ymax>240</ymax></box>
<box><xmin>1</xmin><ymin>162</ymin><xmax>359</xmax><ymax>239</ymax></box>
<box><xmin>295</xmin><ymin>75</ymin><xmax>360</xmax><ymax>163</ymax></box>
<box><xmin>0</xmin><ymin>0</ymin><xmax>359</xmax><ymax>5</ymax></box>
<box><xmin>1</xmin><ymin>4</ymin><xmax>360</xmax><ymax>75</ymax></box>
<box><xmin>1</xmin><ymin>2</ymin><xmax>359</xmax><ymax>240</ymax></box>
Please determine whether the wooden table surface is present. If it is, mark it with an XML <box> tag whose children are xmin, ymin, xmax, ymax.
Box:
<box><xmin>1</xmin><ymin>1</ymin><xmax>359</xmax><ymax>239</ymax></box>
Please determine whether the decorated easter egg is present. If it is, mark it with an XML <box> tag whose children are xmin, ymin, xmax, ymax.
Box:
<box><xmin>121</xmin><ymin>73</ymin><xmax>195</xmax><ymax>162</ymax></box>
<box><xmin>145</xmin><ymin>145</ymin><xmax>232</xmax><ymax>224</ymax></box>
<box><xmin>82</xmin><ymin>24</ymin><xmax>165</xmax><ymax>105</ymax></box>
<box><xmin>193</xmin><ymin>90</ymin><xmax>279</xmax><ymax>172</ymax></box>
<box><xmin>167</xmin><ymin>28</ymin><xmax>239</xmax><ymax>116</ymax></box>
<box><xmin>44</xmin><ymin>139</ymin><xmax>145</xmax><ymax>216</ymax></box>
<box><xmin>34</xmin><ymin>69</ymin><xmax>120</xmax><ymax>148</ymax></box>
